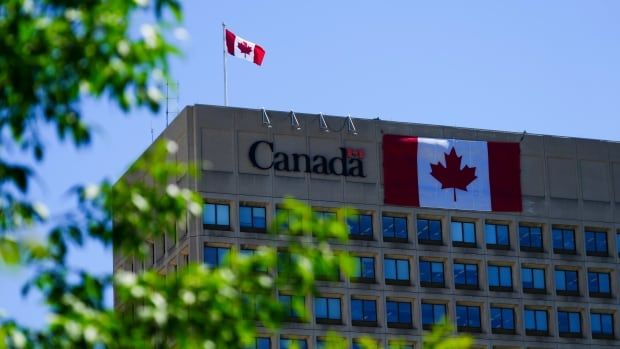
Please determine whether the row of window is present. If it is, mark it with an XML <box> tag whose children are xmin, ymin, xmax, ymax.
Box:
<box><xmin>259</xmin><ymin>295</ymin><xmax>616</xmax><ymax>339</ymax></box>
<box><xmin>203</xmin><ymin>203</ymin><xmax>620</xmax><ymax>256</ymax></box>
<box><xmin>205</xmin><ymin>246</ymin><xmax>614</xmax><ymax>297</ymax></box>
<box><xmin>254</xmin><ymin>337</ymin><xmax>414</xmax><ymax>349</ymax></box>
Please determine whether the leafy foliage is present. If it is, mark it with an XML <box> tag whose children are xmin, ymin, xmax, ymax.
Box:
<box><xmin>0</xmin><ymin>1</ymin><xmax>473</xmax><ymax>348</ymax></box>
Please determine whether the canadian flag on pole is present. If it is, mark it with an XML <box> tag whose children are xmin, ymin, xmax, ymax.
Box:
<box><xmin>225</xmin><ymin>29</ymin><xmax>266</xmax><ymax>66</ymax></box>
<box><xmin>382</xmin><ymin>135</ymin><xmax>522</xmax><ymax>212</ymax></box>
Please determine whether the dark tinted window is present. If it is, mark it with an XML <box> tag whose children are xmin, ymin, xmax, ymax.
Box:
<box><xmin>555</xmin><ymin>269</ymin><xmax>579</xmax><ymax>295</ymax></box>
<box><xmin>486</xmin><ymin>223</ymin><xmax>509</xmax><ymax>248</ymax></box>
<box><xmin>278</xmin><ymin>294</ymin><xmax>304</xmax><ymax>320</ymax></box>
<box><xmin>417</xmin><ymin>218</ymin><xmax>442</xmax><ymax>243</ymax></box>
<box><xmin>348</xmin><ymin>214</ymin><xmax>373</xmax><ymax>238</ymax></box>
<box><xmin>491</xmin><ymin>307</ymin><xmax>515</xmax><ymax>332</ymax></box>
<box><xmin>519</xmin><ymin>225</ymin><xmax>543</xmax><ymax>250</ymax></box>
<box><xmin>456</xmin><ymin>305</ymin><xmax>481</xmax><ymax>331</ymax></box>
<box><xmin>558</xmin><ymin>311</ymin><xmax>581</xmax><ymax>336</ymax></box>
<box><xmin>422</xmin><ymin>303</ymin><xmax>446</xmax><ymax>328</ymax></box>
<box><xmin>522</xmin><ymin>267</ymin><xmax>546</xmax><ymax>291</ymax></box>
<box><xmin>420</xmin><ymin>260</ymin><xmax>444</xmax><ymax>287</ymax></box>
<box><xmin>351</xmin><ymin>299</ymin><xmax>377</xmax><ymax>324</ymax></box>
<box><xmin>524</xmin><ymin>309</ymin><xmax>548</xmax><ymax>333</ymax></box>
<box><xmin>454</xmin><ymin>263</ymin><xmax>478</xmax><ymax>289</ymax></box>
<box><xmin>591</xmin><ymin>312</ymin><xmax>614</xmax><ymax>337</ymax></box>
<box><xmin>585</xmin><ymin>231</ymin><xmax>608</xmax><ymax>256</ymax></box>
<box><xmin>315</xmin><ymin>297</ymin><xmax>341</xmax><ymax>322</ymax></box>
<box><xmin>552</xmin><ymin>228</ymin><xmax>576</xmax><ymax>254</ymax></box>
<box><xmin>279</xmin><ymin>338</ymin><xmax>307</xmax><ymax>349</ymax></box>
<box><xmin>384</xmin><ymin>258</ymin><xmax>409</xmax><ymax>283</ymax></box>
<box><xmin>588</xmin><ymin>271</ymin><xmax>611</xmax><ymax>296</ymax></box>
<box><xmin>203</xmin><ymin>203</ymin><xmax>230</xmax><ymax>228</ymax></box>
<box><xmin>451</xmin><ymin>221</ymin><xmax>476</xmax><ymax>245</ymax></box>
<box><xmin>204</xmin><ymin>246</ymin><xmax>230</xmax><ymax>267</ymax></box>
<box><xmin>386</xmin><ymin>301</ymin><xmax>412</xmax><ymax>326</ymax></box>
<box><xmin>352</xmin><ymin>256</ymin><xmax>375</xmax><ymax>281</ymax></box>
<box><xmin>488</xmin><ymin>265</ymin><xmax>512</xmax><ymax>290</ymax></box>
<box><xmin>383</xmin><ymin>215</ymin><xmax>407</xmax><ymax>240</ymax></box>
<box><xmin>240</xmin><ymin>205</ymin><xmax>266</xmax><ymax>232</ymax></box>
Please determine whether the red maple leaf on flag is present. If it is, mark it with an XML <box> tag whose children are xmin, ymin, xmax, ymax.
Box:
<box><xmin>430</xmin><ymin>147</ymin><xmax>477</xmax><ymax>201</ymax></box>
<box><xmin>237</xmin><ymin>41</ymin><xmax>253</xmax><ymax>56</ymax></box>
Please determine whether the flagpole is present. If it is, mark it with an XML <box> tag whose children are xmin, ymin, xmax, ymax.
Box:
<box><xmin>222</xmin><ymin>22</ymin><xmax>228</xmax><ymax>106</ymax></box>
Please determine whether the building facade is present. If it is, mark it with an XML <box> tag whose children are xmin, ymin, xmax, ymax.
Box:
<box><xmin>114</xmin><ymin>104</ymin><xmax>620</xmax><ymax>349</ymax></box>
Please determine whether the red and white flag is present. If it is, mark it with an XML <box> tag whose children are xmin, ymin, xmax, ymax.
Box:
<box><xmin>383</xmin><ymin>135</ymin><xmax>522</xmax><ymax>212</ymax></box>
<box><xmin>225</xmin><ymin>29</ymin><xmax>266</xmax><ymax>66</ymax></box>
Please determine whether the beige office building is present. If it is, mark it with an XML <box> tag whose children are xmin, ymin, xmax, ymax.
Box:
<box><xmin>114</xmin><ymin>104</ymin><xmax>620</xmax><ymax>349</ymax></box>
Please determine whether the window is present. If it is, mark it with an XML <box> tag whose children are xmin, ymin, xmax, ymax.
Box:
<box><xmin>251</xmin><ymin>338</ymin><xmax>271</xmax><ymax>349</ymax></box>
<box><xmin>451</xmin><ymin>221</ymin><xmax>476</xmax><ymax>247</ymax></box>
<box><xmin>351</xmin><ymin>298</ymin><xmax>377</xmax><ymax>326</ymax></box>
<box><xmin>278</xmin><ymin>294</ymin><xmax>304</xmax><ymax>321</ymax></box>
<box><xmin>279</xmin><ymin>338</ymin><xmax>307</xmax><ymax>349</ymax></box>
<box><xmin>383</xmin><ymin>215</ymin><xmax>407</xmax><ymax>241</ymax></box>
<box><xmin>347</xmin><ymin>214</ymin><xmax>373</xmax><ymax>239</ymax></box>
<box><xmin>239</xmin><ymin>205</ymin><xmax>266</xmax><ymax>232</ymax></box>
<box><xmin>421</xmin><ymin>303</ymin><xmax>446</xmax><ymax>329</ymax></box>
<box><xmin>524</xmin><ymin>309</ymin><xmax>548</xmax><ymax>335</ymax></box>
<box><xmin>617</xmin><ymin>232</ymin><xmax>620</xmax><ymax>257</ymax></box>
<box><xmin>486</xmin><ymin>223</ymin><xmax>510</xmax><ymax>249</ymax></box>
<box><xmin>454</xmin><ymin>263</ymin><xmax>479</xmax><ymax>289</ymax></box>
<box><xmin>488</xmin><ymin>265</ymin><xmax>513</xmax><ymax>291</ymax></box>
<box><xmin>552</xmin><ymin>227</ymin><xmax>576</xmax><ymax>254</ymax></box>
<box><xmin>558</xmin><ymin>311</ymin><xmax>581</xmax><ymax>337</ymax></box>
<box><xmin>555</xmin><ymin>269</ymin><xmax>579</xmax><ymax>296</ymax></box>
<box><xmin>204</xmin><ymin>246</ymin><xmax>229</xmax><ymax>267</ymax></box>
<box><xmin>384</xmin><ymin>258</ymin><xmax>410</xmax><ymax>285</ymax></box>
<box><xmin>588</xmin><ymin>271</ymin><xmax>611</xmax><ymax>297</ymax></box>
<box><xmin>315</xmin><ymin>210</ymin><xmax>336</xmax><ymax>222</ymax></box>
<box><xmin>386</xmin><ymin>300</ymin><xmax>412</xmax><ymax>328</ymax></box>
<box><xmin>388</xmin><ymin>343</ymin><xmax>414</xmax><ymax>349</ymax></box>
<box><xmin>351</xmin><ymin>256</ymin><xmax>375</xmax><ymax>282</ymax></box>
<box><xmin>456</xmin><ymin>305</ymin><xmax>481</xmax><ymax>332</ymax></box>
<box><xmin>491</xmin><ymin>307</ymin><xmax>515</xmax><ymax>334</ymax></box>
<box><xmin>417</xmin><ymin>218</ymin><xmax>442</xmax><ymax>244</ymax></box>
<box><xmin>585</xmin><ymin>230</ymin><xmax>608</xmax><ymax>256</ymax></box>
<box><xmin>203</xmin><ymin>202</ymin><xmax>230</xmax><ymax>229</ymax></box>
<box><xmin>419</xmin><ymin>260</ymin><xmax>444</xmax><ymax>288</ymax></box>
<box><xmin>519</xmin><ymin>225</ymin><xmax>543</xmax><ymax>251</ymax></box>
<box><xmin>522</xmin><ymin>267</ymin><xmax>546</xmax><ymax>293</ymax></box>
<box><xmin>275</xmin><ymin>208</ymin><xmax>292</xmax><ymax>232</ymax></box>
<box><xmin>314</xmin><ymin>297</ymin><xmax>341</xmax><ymax>324</ymax></box>
<box><xmin>591</xmin><ymin>312</ymin><xmax>615</xmax><ymax>339</ymax></box>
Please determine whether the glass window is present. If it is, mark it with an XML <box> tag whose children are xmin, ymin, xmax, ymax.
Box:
<box><xmin>491</xmin><ymin>307</ymin><xmax>515</xmax><ymax>332</ymax></box>
<box><xmin>383</xmin><ymin>215</ymin><xmax>407</xmax><ymax>241</ymax></box>
<box><xmin>519</xmin><ymin>225</ymin><xmax>543</xmax><ymax>251</ymax></box>
<box><xmin>421</xmin><ymin>303</ymin><xmax>446</xmax><ymax>328</ymax></box>
<box><xmin>252</xmin><ymin>338</ymin><xmax>271</xmax><ymax>349</ymax></box>
<box><xmin>552</xmin><ymin>227</ymin><xmax>576</xmax><ymax>254</ymax></box>
<box><xmin>279</xmin><ymin>338</ymin><xmax>307</xmax><ymax>349</ymax></box>
<box><xmin>351</xmin><ymin>298</ymin><xmax>377</xmax><ymax>324</ymax></box>
<box><xmin>585</xmin><ymin>230</ymin><xmax>608</xmax><ymax>256</ymax></box>
<box><xmin>204</xmin><ymin>246</ymin><xmax>229</xmax><ymax>267</ymax></box>
<box><xmin>386</xmin><ymin>300</ymin><xmax>412</xmax><ymax>327</ymax></box>
<box><xmin>203</xmin><ymin>202</ymin><xmax>230</xmax><ymax>228</ymax></box>
<box><xmin>419</xmin><ymin>260</ymin><xmax>444</xmax><ymax>287</ymax></box>
<box><xmin>591</xmin><ymin>312</ymin><xmax>614</xmax><ymax>338</ymax></box>
<box><xmin>417</xmin><ymin>218</ymin><xmax>442</xmax><ymax>243</ymax></box>
<box><xmin>558</xmin><ymin>311</ymin><xmax>581</xmax><ymax>336</ymax></box>
<box><xmin>348</xmin><ymin>214</ymin><xmax>373</xmax><ymax>238</ymax></box>
<box><xmin>352</xmin><ymin>256</ymin><xmax>375</xmax><ymax>282</ymax></box>
<box><xmin>555</xmin><ymin>269</ymin><xmax>579</xmax><ymax>295</ymax></box>
<box><xmin>451</xmin><ymin>221</ymin><xmax>476</xmax><ymax>246</ymax></box>
<box><xmin>588</xmin><ymin>271</ymin><xmax>611</xmax><ymax>297</ymax></box>
<box><xmin>454</xmin><ymin>263</ymin><xmax>479</xmax><ymax>289</ymax></box>
<box><xmin>239</xmin><ymin>205</ymin><xmax>266</xmax><ymax>232</ymax></box>
<box><xmin>486</xmin><ymin>223</ymin><xmax>510</xmax><ymax>248</ymax></box>
<box><xmin>488</xmin><ymin>265</ymin><xmax>513</xmax><ymax>290</ymax></box>
<box><xmin>617</xmin><ymin>232</ymin><xmax>620</xmax><ymax>256</ymax></box>
<box><xmin>314</xmin><ymin>297</ymin><xmax>341</xmax><ymax>323</ymax></box>
<box><xmin>524</xmin><ymin>309</ymin><xmax>548</xmax><ymax>334</ymax></box>
<box><xmin>522</xmin><ymin>267</ymin><xmax>546</xmax><ymax>292</ymax></box>
<box><xmin>278</xmin><ymin>294</ymin><xmax>304</xmax><ymax>321</ymax></box>
<box><xmin>456</xmin><ymin>305</ymin><xmax>481</xmax><ymax>331</ymax></box>
<box><xmin>384</xmin><ymin>258</ymin><xmax>410</xmax><ymax>284</ymax></box>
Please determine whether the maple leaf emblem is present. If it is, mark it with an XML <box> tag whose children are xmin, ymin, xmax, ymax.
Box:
<box><xmin>430</xmin><ymin>147</ymin><xmax>477</xmax><ymax>201</ymax></box>
<box><xmin>237</xmin><ymin>41</ymin><xmax>253</xmax><ymax>56</ymax></box>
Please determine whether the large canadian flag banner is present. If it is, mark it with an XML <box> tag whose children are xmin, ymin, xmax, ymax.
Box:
<box><xmin>383</xmin><ymin>135</ymin><xmax>522</xmax><ymax>212</ymax></box>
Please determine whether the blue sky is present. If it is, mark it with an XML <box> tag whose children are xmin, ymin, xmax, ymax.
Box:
<box><xmin>1</xmin><ymin>0</ymin><xmax>619</xmax><ymax>326</ymax></box>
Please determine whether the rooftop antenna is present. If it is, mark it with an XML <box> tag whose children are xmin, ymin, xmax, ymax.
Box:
<box><xmin>290</xmin><ymin>111</ymin><xmax>301</xmax><ymax>130</ymax></box>
<box><xmin>165</xmin><ymin>80</ymin><xmax>179</xmax><ymax>127</ymax></box>
<box><xmin>346</xmin><ymin>115</ymin><xmax>358</xmax><ymax>135</ymax></box>
<box><xmin>261</xmin><ymin>108</ymin><xmax>272</xmax><ymax>128</ymax></box>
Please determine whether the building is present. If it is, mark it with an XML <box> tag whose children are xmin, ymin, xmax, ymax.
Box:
<box><xmin>114</xmin><ymin>104</ymin><xmax>620</xmax><ymax>349</ymax></box>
